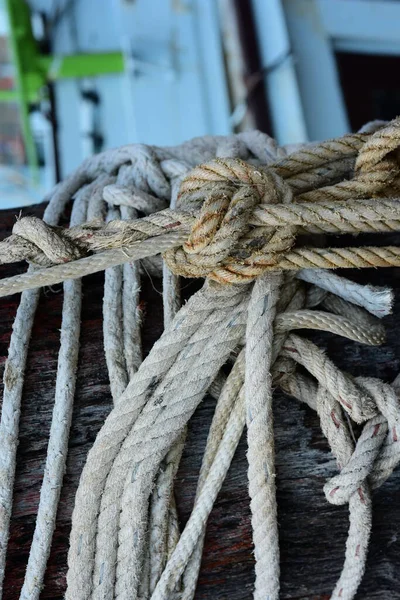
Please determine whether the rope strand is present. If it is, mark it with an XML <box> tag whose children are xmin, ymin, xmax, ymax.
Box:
<box><xmin>1</xmin><ymin>119</ymin><xmax>400</xmax><ymax>600</ymax></box>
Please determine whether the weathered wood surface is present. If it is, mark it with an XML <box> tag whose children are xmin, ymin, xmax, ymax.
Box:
<box><xmin>1</xmin><ymin>204</ymin><xmax>400</xmax><ymax>600</ymax></box>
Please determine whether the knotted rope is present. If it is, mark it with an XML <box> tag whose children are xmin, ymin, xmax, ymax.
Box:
<box><xmin>1</xmin><ymin>119</ymin><xmax>400</xmax><ymax>600</ymax></box>
<box><xmin>3</xmin><ymin>121</ymin><xmax>400</xmax><ymax>295</ymax></box>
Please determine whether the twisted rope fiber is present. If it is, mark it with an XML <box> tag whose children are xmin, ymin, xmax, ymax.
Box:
<box><xmin>139</xmin><ymin>278</ymin><xmax>307</xmax><ymax>600</ymax></box>
<box><xmin>150</xmin><ymin>278</ymin><xmax>391</xmax><ymax>600</ymax></box>
<box><xmin>2</xmin><ymin>122</ymin><xmax>400</xmax><ymax>292</ymax></box>
<box><xmin>2</xmin><ymin>120</ymin><xmax>400</xmax><ymax>600</ymax></box>
<box><xmin>147</xmin><ymin>164</ymin><xmax>186</xmax><ymax>597</ymax></box>
<box><xmin>20</xmin><ymin>185</ymin><xmax>90</xmax><ymax>600</ymax></box>
<box><xmin>67</xmin><ymin>281</ymin><xmax>250</xmax><ymax>600</ymax></box>
<box><xmin>0</xmin><ymin>167</ymin><xmax>89</xmax><ymax>599</ymax></box>
<box><xmin>177</xmin><ymin>276</ymin><xmax>308</xmax><ymax>599</ymax></box>
<box><xmin>114</xmin><ymin>285</ymin><xmax>250</xmax><ymax>599</ymax></box>
<box><xmin>246</xmin><ymin>273</ymin><xmax>282</xmax><ymax>599</ymax></box>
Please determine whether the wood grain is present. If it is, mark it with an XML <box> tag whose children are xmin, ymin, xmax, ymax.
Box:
<box><xmin>1</xmin><ymin>204</ymin><xmax>400</xmax><ymax>599</ymax></box>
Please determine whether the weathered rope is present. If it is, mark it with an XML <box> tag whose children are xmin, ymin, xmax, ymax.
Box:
<box><xmin>20</xmin><ymin>184</ymin><xmax>89</xmax><ymax>600</ymax></box>
<box><xmin>145</xmin><ymin>160</ymin><xmax>185</xmax><ymax>597</ymax></box>
<box><xmin>1</xmin><ymin>119</ymin><xmax>400</xmax><ymax>600</ymax></box>
<box><xmin>246</xmin><ymin>273</ymin><xmax>282</xmax><ymax>600</ymax></box>
<box><xmin>2</xmin><ymin>122</ymin><xmax>400</xmax><ymax>289</ymax></box>
<box><xmin>148</xmin><ymin>278</ymin><xmax>390</xmax><ymax>600</ymax></box>
<box><xmin>0</xmin><ymin>169</ymin><xmax>89</xmax><ymax>599</ymax></box>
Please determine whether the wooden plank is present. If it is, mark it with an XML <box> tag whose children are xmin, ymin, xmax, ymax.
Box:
<box><xmin>1</xmin><ymin>204</ymin><xmax>400</xmax><ymax>599</ymax></box>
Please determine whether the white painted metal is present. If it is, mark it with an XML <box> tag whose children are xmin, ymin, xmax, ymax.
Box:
<box><xmin>251</xmin><ymin>0</ymin><xmax>308</xmax><ymax>145</ymax></box>
<box><xmin>219</xmin><ymin>0</ymin><xmax>256</xmax><ymax>131</ymax></box>
<box><xmin>31</xmin><ymin>106</ymin><xmax>57</xmax><ymax>190</ymax></box>
<box><xmin>114</xmin><ymin>0</ymin><xmax>232</xmax><ymax>147</ymax></box>
<box><xmin>282</xmin><ymin>0</ymin><xmax>400</xmax><ymax>140</ymax></box>
<box><xmin>30</xmin><ymin>0</ymin><xmax>232</xmax><ymax>180</ymax></box>
<box><xmin>333</xmin><ymin>38</ymin><xmax>400</xmax><ymax>57</ymax></box>
<box><xmin>79</xmin><ymin>80</ymin><xmax>96</xmax><ymax>161</ymax></box>
<box><xmin>318</xmin><ymin>0</ymin><xmax>400</xmax><ymax>54</ymax></box>
<box><xmin>283</xmin><ymin>0</ymin><xmax>350</xmax><ymax>141</ymax></box>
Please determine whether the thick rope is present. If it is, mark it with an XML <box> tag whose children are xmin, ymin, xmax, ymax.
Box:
<box><xmin>20</xmin><ymin>186</ymin><xmax>88</xmax><ymax>600</ymax></box>
<box><xmin>66</xmin><ymin>281</ymin><xmax>249</xmax><ymax>600</ymax></box>
<box><xmin>0</xmin><ymin>168</ymin><xmax>89</xmax><ymax>599</ymax></box>
<box><xmin>246</xmin><ymin>273</ymin><xmax>282</xmax><ymax>600</ymax></box>
<box><xmin>2</xmin><ymin>119</ymin><xmax>400</xmax><ymax>600</ymax></box>
<box><xmin>1</xmin><ymin>120</ymin><xmax>400</xmax><ymax>289</ymax></box>
<box><xmin>3</xmin><ymin>239</ymin><xmax>400</xmax><ymax>298</ymax></box>
<box><xmin>5</xmin><ymin>197</ymin><xmax>400</xmax><ymax>268</ymax></box>
<box><xmin>148</xmin><ymin>160</ymin><xmax>185</xmax><ymax>596</ymax></box>
<box><xmin>150</xmin><ymin>277</ymin><xmax>388</xmax><ymax>600</ymax></box>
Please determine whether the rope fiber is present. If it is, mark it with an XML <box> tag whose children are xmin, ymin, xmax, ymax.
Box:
<box><xmin>1</xmin><ymin>119</ymin><xmax>400</xmax><ymax>600</ymax></box>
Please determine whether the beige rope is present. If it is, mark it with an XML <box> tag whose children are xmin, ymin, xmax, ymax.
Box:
<box><xmin>20</xmin><ymin>185</ymin><xmax>89</xmax><ymax>600</ymax></box>
<box><xmin>0</xmin><ymin>167</ymin><xmax>89</xmax><ymax>599</ymax></box>
<box><xmin>148</xmin><ymin>161</ymin><xmax>185</xmax><ymax>596</ymax></box>
<box><xmin>150</xmin><ymin>277</ymin><xmax>387</xmax><ymax>600</ymax></box>
<box><xmin>66</xmin><ymin>281</ymin><xmax>250</xmax><ymax>600</ymax></box>
<box><xmin>4</xmin><ymin>197</ymin><xmax>400</xmax><ymax>268</ymax></box>
<box><xmin>246</xmin><ymin>273</ymin><xmax>282</xmax><ymax>600</ymax></box>
<box><xmin>0</xmin><ymin>119</ymin><xmax>399</xmax><ymax>287</ymax></box>
<box><xmin>2</xmin><ymin>119</ymin><xmax>400</xmax><ymax>600</ymax></box>
<box><xmin>3</xmin><ymin>239</ymin><xmax>400</xmax><ymax>299</ymax></box>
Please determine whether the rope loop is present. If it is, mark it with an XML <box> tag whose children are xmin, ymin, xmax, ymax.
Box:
<box><xmin>12</xmin><ymin>216</ymin><xmax>86</xmax><ymax>266</ymax></box>
<box><xmin>324</xmin><ymin>377</ymin><xmax>400</xmax><ymax>506</ymax></box>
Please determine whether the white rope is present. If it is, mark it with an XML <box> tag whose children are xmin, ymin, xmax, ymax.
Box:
<box><xmin>297</xmin><ymin>269</ymin><xmax>393</xmax><ymax>317</ymax></box>
<box><xmin>1</xmin><ymin>122</ymin><xmax>400</xmax><ymax>600</ymax></box>
<box><xmin>246</xmin><ymin>273</ymin><xmax>282</xmax><ymax>600</ymax></box>
<box><xmin>0</xmin><ymin>169</ymin><xmax>89</xmax><ymax>599</ymax></box>
<box><xmin>0</xmin><ymin>287</ymin><xmax>40</xmax><ymax>599</ymax></box>
<box><xmin>20</xmin><ymin>187</ymin><xmax>88</xmax><ymax>600</ymax></box>
<box><xmin>104</xmin><ymin>206</ymin><xmax>129</xmax><ymax>401</ymax></box>
<box><xmin>148</xmin><ymin>160</ymin><xmax>185</xmax><ymax>596</ymax></box>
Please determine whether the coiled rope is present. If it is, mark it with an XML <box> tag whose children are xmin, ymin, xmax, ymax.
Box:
<box><xmin>1</xmin><ymin>119</ymin><xmax>400</xmax><ymax>600</ymax></box>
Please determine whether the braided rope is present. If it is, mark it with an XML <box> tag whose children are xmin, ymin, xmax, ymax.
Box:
<box><xmin>1</xmin><ymin>119</ymin><xmax>400</xmax><ymax>600</ymax></box>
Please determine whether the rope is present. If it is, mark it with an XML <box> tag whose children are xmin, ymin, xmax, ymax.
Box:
<box><xmin>147</xmin><ymin>160</ymin><xmax>185</xmax><ymax>597</ymax></box>
<box><xmin>1</xmin><ymin>119</ymin><xmax>400</xmax><ymax>600</ymax></box>
<box><xmin>20</xmin><ymin>184</ymin><xmax>88</xmax><ymax>600</ymax></box>
<box><xmin>246</xmin><ymin>273</ymin><xmax>282</xmax><ymax>600</ymax></box>
<box><xmin>6</xmin><ymin>197</ymin><xmax>400</xmax><ymax>267</ymax></box>
<box><xmin>0</xmin><ymin>168</ymin><xmax>88</xmax><ymax>599</ymax></box>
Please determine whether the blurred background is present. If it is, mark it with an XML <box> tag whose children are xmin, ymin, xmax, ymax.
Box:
<box><xmin>0</xmin><ymin>0</ymin><xmax>399</xmax><ymax>208</ymax></box>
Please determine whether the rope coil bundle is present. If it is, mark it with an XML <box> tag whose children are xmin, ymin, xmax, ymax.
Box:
<box><xmin>1</xmin><ymin>119</ymin><xmax>400</xmax><ymax>599</ymax></box>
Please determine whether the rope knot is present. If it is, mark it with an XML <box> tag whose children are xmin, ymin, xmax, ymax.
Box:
<box><xmin>163</xmin><ymin>158</ymin><xmax>295</xmax><ymax>284</ymax></box>
<box><xmin>323</xmin><ymin>377</ymin><xmax>400</xmax><ymax>506</ymax></box>
<box><xmin>11</xmin><ymin>216</ymin><xmax>85</xmax><ymax>266</ymax></box>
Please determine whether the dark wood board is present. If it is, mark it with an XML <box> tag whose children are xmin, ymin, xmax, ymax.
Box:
<box><xmin>1</xmin><ymin>203</ymin><xmax>400</xmax><ymax>600</ymax></box>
